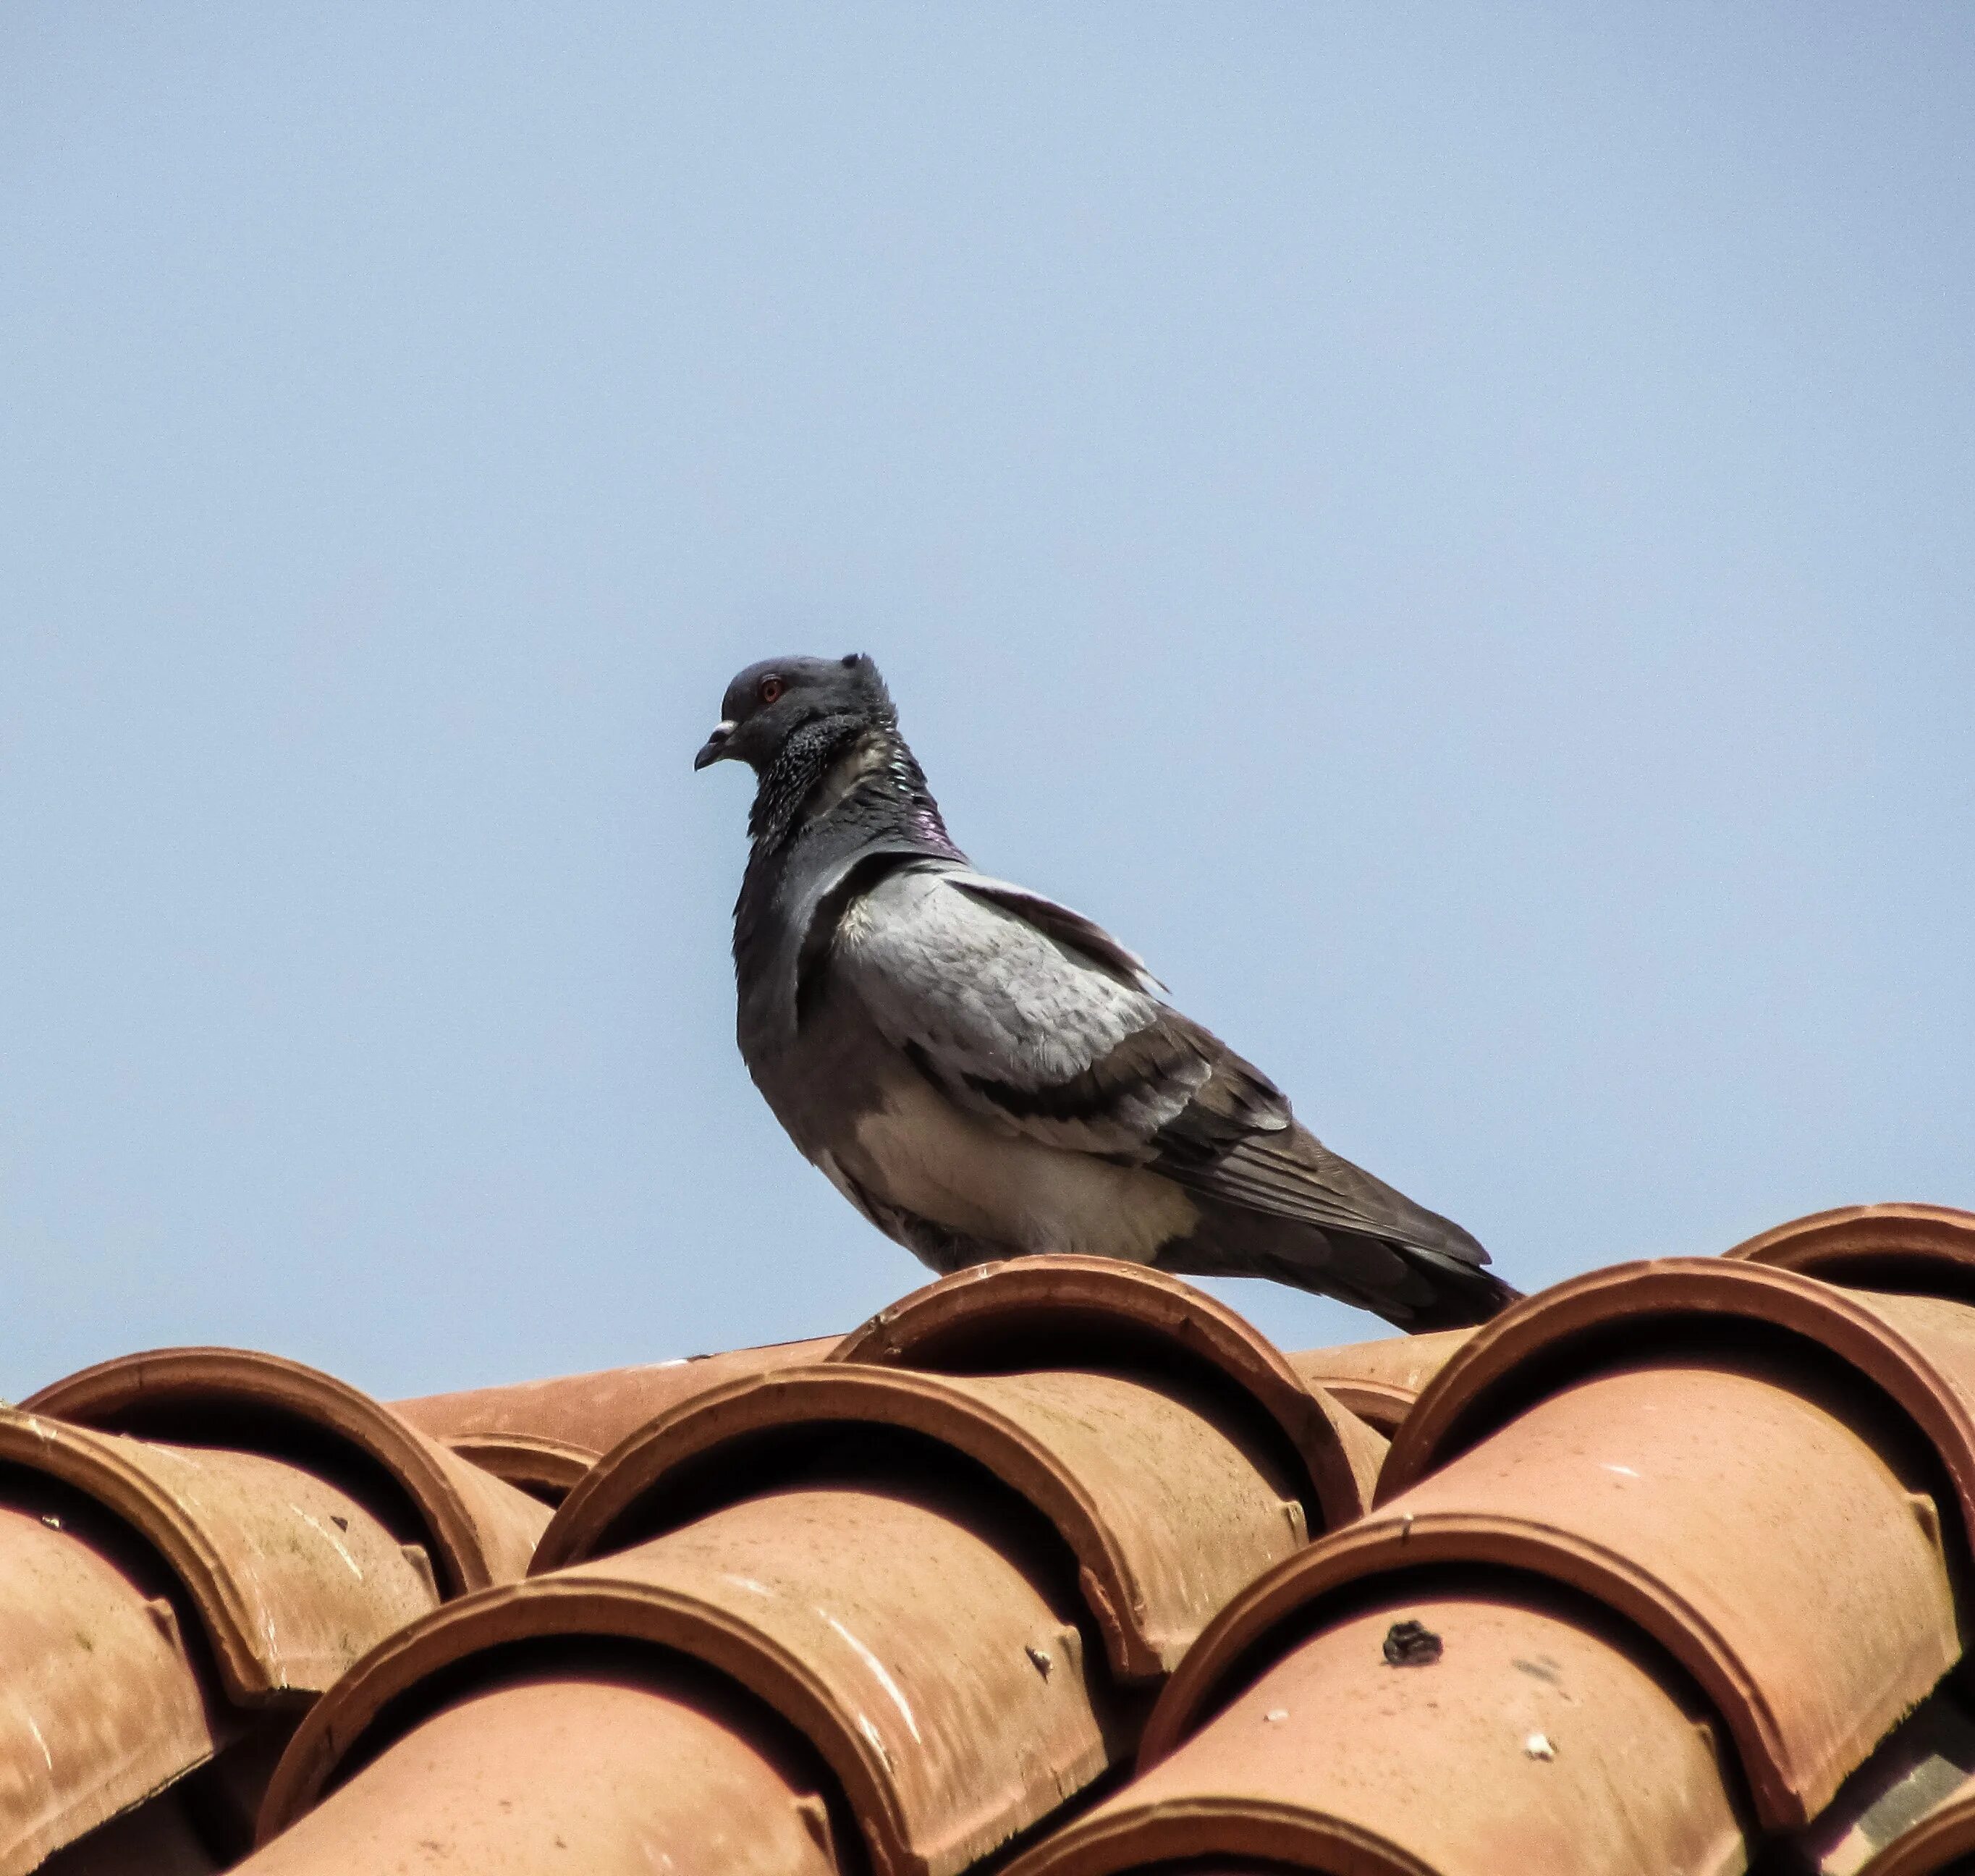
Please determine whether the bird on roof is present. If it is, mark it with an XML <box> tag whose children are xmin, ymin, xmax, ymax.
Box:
<box><xmin>694</xmin><ymin>653</ymin><xmax>1518</xmax><ymax>1330</ymax></box>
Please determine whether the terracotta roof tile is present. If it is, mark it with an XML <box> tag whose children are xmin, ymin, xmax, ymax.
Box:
<box><xmin>241</xmin><ymin>1259</ymin><xmax>1372</xmax><ymax>1876</ymax></box>
<box><xmin>434</xmin><ymin>1432</ymin><xmax>596</xmax><ymax>1505</ymax></box>
<box><xmin>392</xmin><ymin>1334</ymin><xmax>844</xmax><ymax>1461</ymax></box>
<box><xmin>238</xmin><ymin>1669</ymin><xmax>840</xmax><ymax>1876</ymax></box>
<box><xmin>1725</xmin><ymin>1201</ymin><xmax>1975</xmax><ymax>1299</ymax></box>
<box><xmin>543</xmin><ymin>1364</ymin><xmax>1311</xmax><ymax>1678</ymax></box>
<box><xmin>1282</xmin><ymin>1324</ymin><xmax>1475</xmax><ymax>1435</ymax></box>
<box><xmin>1150</xmin><ymin>1352</ymin><xmax>1956</xmax><ymax>1829</ymax></box>
<box><xmin>14</xmin><ymin>1202</ymin><xmax>1975</xmax><ymax>1876</ymax></box>
<box><xmin>24</xmin><ymin>1348</ymin><xmax>551</xmax><ymax>1593</ymax></box>
<box><xmin>1005</xmin><ymin>1588</ymin><xmax>1748</xmax><ymax>1876</ymax></box>
<box><xmin>0</xmin><ymin>1415</ymin><xmax>436</xmax><ymax>1703</ymax></box>
<box><xmin>1</xmin><ymin>1347</ymin><xmax>551</xmax><ymax>1874</ymax></box>
<box><xmin>262</xmin><ymin>1484</ymin><xmax>1114</xmax><ymax>1876</ymax></box>
<box><xmin>0</xmin><ymin>1503</ymin><xmax>219</xmax><ymax>1873</ymax></box>
<box><xmin>829</xmin><ymin>1254</ymin><xmax>1388</xmax><ymax>1520</ymax></box>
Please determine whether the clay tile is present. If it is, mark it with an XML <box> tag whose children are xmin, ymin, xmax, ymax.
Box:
<box><xmin>1152</xmin><ymin>1317</ymin><xmax>1965</xmax><ymax>1828</ymax></box>
<box><xmin>234</xmin><ymin>1670</ymin><xmax>839</xmax><ymax>1876</ymax></box>
<box><xmin>1727</xmin><ymin>1204</ymin><xmax>1975</xmax><ymax>1304</ymax></box>
<box><xmin>831</xmin><ymin>1255</ymin><xmax>1384</xmax><ymax>1526</ymax></box>
<box><xmin>0</xmin><ymin>1503</ymin><xmax>220</xmax><ymax>1872</ymax></box>
<box><xmin>0</xmin><ymin>1407</ymin><xmax>439</xmax><ymax>1708</ymax></box>
<box><xmin>263</xmin><ymin>1481</ymin><xmax>1120</xmax><ymax>1876</ymax></box>
<box><xmin>1002</xmin><ymin>1586</ymin><xmax>1746</xmax><ymax>1876</ymax></box>
<box><xmin>443</xmin><ymin>1432</ymin><xmax>595</xmax><ymax>1506</ymax></box>
<box><xmin>1379</xmin><ymin>1259</ymin><xmax>1975</xmax><ymax>1558</ymax></box>
<box><xmin>25</xmin><ymin>1346</ymin><xmax>550</xmax><ymax>1592</ymax></box>
<box><xmin>1285</xmin><ymin>1327</ymin><xmax>1476</xmax><ymax>1435</ymax></box>
<box><xmin>392</xmin><ymin>1335</ymin><xmax>844</xmax><ymax>1455</ymax></box>
<box><xmin>534</xmin><ymin>1362</ymin><xmax>1309</xmax><ymax>1678</ymax></box>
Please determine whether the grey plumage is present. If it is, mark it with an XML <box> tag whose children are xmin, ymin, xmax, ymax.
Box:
<box><xmin>695</xmin><ymin>652</ymin><xmax>1517</xmax><ymax>1330</ymax></box>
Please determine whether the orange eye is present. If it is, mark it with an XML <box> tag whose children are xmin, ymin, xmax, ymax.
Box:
<box><xmin>758</xmin><ymin>675</ymin><xmax>784</xmax><ymax>705</ymax></box>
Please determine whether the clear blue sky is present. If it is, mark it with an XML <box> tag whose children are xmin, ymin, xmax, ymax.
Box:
<box><xmin>3</xmin><ymin>6</ymin><xmax>1969</xmax><ymax>1399</ymax></box>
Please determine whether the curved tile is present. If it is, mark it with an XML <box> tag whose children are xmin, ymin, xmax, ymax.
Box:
<box><xmin>392</xmin><ymin>1336</ymin><xmax>844</xmax><ymax>1454</ymax></box>
<box><xmin>1727</xmin><ymin>1204</ymin><xmax>1975</xmax><ymax>1302</ymax></box>
<box><xmin>1005</xmin><ymin>1589</ymin><xmax>1746</xmax><ymax>1876</ymax></box>
<box><xmin>25</xmin><ymin>1347</ymin><xmax>549</xmax><ymax>1592</ymax></box>
<box><xmin>831</xmin><ymin>1255</ymin><xmax>1384</xmax><ymax>1526</ymax></box>
<box><xmin>238</xmin><ymin>1672</ymin><xmax>837</xmax><ymax>1876</ymax></box>
<box><xmin>1379</xmin><ymin>1260</ymin><xmax>1975</xmax><ymax>1549</ymax></box>
<box><xmin>442</xmin><ymin>1433</ymin><xmax>594</xmax><ymax>1506</ymax></box>
<box><xmin>0</xmin><ymin>1411</ymin><xmax>436</xmax><ymax>1707</ymax></box>
<box><xmin>1153</xmin><ymin>1354</ymin><xmax>1961</xmax><ymax>1829</ymax></box>
<box><xmin>263</xmin><ymin>1483</ymin><xmax>1117</xmax><ymax>1876</ymax></box>
<box><xmin>1285</xmin><ymin>1328</ymin><xmax>1475</xmax><ymax>1437</ymax></box>
<box><xmin>536</xmin><ymin>1362</ymin><xmax>1308</xmax><ymax>1678</ymax></box>
<box><xmin>0</xmin><ymin>1505</ymin><xmax>218</xmax><ymax>1876</ymax></box>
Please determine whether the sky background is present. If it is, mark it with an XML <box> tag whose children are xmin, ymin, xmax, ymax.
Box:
<box><xmin>2</xmin><ymin>6</ymin><xmax>1969</xmax><ymax>1401</ymax></box>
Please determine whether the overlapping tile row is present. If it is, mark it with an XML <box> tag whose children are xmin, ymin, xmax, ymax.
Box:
<box><xmin>1280</xmin><ymin>1323</ymin><xmax>1473</xmax><ymax>1436</ymax></box>
<box><xmin>232</xmin><ymin>1258</ymin><xmax>1382</xmax><ymax>1876</ymax></box>
<box><xmin>1010</xmin><ymin>1202</ymin><xmax>1975</xmax><ymax>1876</ymax></box>
<box><xmin>1735</xmin><ymin>1202</ymin><xmax>1975</xmax><ymax>1876</ymax></box>
<box><xmin>392</xmin><ymin>1332</ymin><xmax>845</xmax><ymax>1497</ymax></box>
<box><xmin>15</xmin><ymin>1202</ymin><xmax>1975</xmax><ymax>1876</ymax></box>
<box><xmin>1</xmin><ymin>1350</ymin><xmax>551</xmax><ymax>1875</ymax></box>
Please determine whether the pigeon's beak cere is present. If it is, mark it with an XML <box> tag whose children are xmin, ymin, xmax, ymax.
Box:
<box><xmin>693</xmin><ymin>721</ymin><xmax>737</xmax><ymax>771</ymax></box>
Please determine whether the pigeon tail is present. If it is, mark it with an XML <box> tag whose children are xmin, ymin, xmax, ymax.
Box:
<box><xmin>1155</xmin><ymin>1193</ymin><xmax>1520</xmax><ymax>1332</ymax></box>
<box><xmin>1390</xmin><ymin>1256</ymin><xmax>1522</xmax><ymax>1331</ymax></box>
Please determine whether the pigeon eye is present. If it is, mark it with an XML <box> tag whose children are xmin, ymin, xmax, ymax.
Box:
<box><xmin>758</xmin><ymin>675</ymin><xmax>784</xmax><ymax>706</ymax></box>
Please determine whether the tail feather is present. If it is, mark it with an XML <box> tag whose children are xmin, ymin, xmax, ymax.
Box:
<box><xmin>1159</xmin><ymin>1201</ymin><xmax>1520</xmax><ymax>1332</ymax></box>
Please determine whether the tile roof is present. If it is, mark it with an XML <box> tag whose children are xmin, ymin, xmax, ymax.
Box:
<box><xmin>4</xmin><ymin>1201</ymin><xmax>1974</xmax><ymax>1875</ymax></box>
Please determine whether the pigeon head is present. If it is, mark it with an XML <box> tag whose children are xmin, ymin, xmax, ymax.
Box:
<box><xmin>693</xmin><ymin>653</ymin><xmax>892</xmax><ymax>775</ymax></box>
<box><xmin>698</xmin><ymin>651</ymin><xmax>961</xmax><ymax>860</ymax></box>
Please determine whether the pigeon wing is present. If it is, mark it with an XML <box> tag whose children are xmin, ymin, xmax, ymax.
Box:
<box><xmin>830</xmin><ymin>866</ymin><xmax>1204</xmax><ymax>1157</ymax></box>
<box><xmin>831</xmin><ymin>863</ymin><xmax>1493</xmax><ymax>1275</ymax></box>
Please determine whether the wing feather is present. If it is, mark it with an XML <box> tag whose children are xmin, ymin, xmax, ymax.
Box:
<box><xmin>828</xmin><ymin>861</ymin><xmax>1491</xmax><ymax>1275</ymax></box>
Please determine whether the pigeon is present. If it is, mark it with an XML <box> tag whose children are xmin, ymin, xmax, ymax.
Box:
<box><xmin>694</xmin><ymin>653</ymin><xmax>1517</xmax><ymax>1330</ymax></box>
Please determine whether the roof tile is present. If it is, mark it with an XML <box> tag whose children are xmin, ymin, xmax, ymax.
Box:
<box><xmin>1004</xmin><ymin>1589</ymin><xmax>1747</xmax><ymax>1876</ymax></box>
<box><xmin>237</xmin><ymin>1671</ymin><xmax>840</xmax><ymax>1876</ymax></box>
<box><xmin>0</xmin><ymin>1503</ymin><xmax>219</xmax><ymax>1875</ymax></box>
<box><xmin>258</xmin><ymin>1484</ymin><xmax>1116</xmax><ymax>1876</ymax></box>
<box><xmin>1727</xmin><ymin>1202</ymin><xmax>1975</xmax><ymax>1300</ymax></box>
<box><xmin>0</xmin><ymin>1416</ymin><xmax>436</xmax><ymax>1704</ymax></box>
<box><xmin>1282</xmin><ymin>1324</ymin><xmax>1475</xmax><ymax>1435</ymax></box>
<box><xmin>831</xmin><ymin>1254</ymin><xmax>1387</xmax><ymax>1523</ymax></box>
<box><xmin>436</xmin><ymin>1432</ymin><xmax>596</xmax><ymax>1505</ymax></box>
<box><xmin>392</xmin><ymin>1335</ymin><xmax>843</xmax><ymax>1460</ymax></box>
<box><xmin>23</xmin><ymin>1348</ymin><xmax>550</xmax><ymax>1594</ymax></box>
<box><xmin>4</xmin><ymin>1347</ymin><xmax>554</xmax><ymax>1871</ymax></box>
<box><xmin>1153</xmin><ymin>1356</ymin><xmax>1958</xmax><ymax>1828</ymax></box>
<box><xmin>245</xmin><ymin>1259</ymin><xmax>1382</xmax><ymax>1875</ymax></box>
<box><xmin>17</xmin><ymin>1202</ymin><xmax>1975</xmax><ymax>1876</ymax></box>
<box><xmin>534</xmin><ymin>1361</ymin><xmax>1311</xmax><ymax>1677</ymax></box>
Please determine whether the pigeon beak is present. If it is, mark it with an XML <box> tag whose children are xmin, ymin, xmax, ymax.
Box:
<box><xmin>693</xmin><ymin>721</ymin><xmax>737</xmax><ymax>771</ymax></box>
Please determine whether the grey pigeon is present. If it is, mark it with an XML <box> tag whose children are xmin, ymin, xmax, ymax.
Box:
<box><xmin>695</xmin><ymin>654</ymin><xmax>1517</xmax><ymax>1330</ymax></box>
